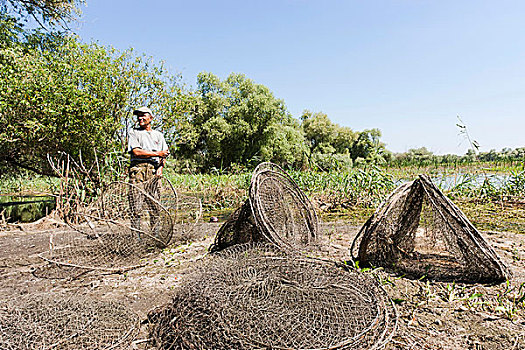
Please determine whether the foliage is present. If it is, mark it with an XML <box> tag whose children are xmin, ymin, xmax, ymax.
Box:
<box><xmin>0</xmin><ymin>13</ymin><xmax>190</xmax><ymax>178</ymax></box>
<box><xmin>351</xmin><ymin>128</ymin><xmax>390</xmax><ymax>162</ymax></box>
<box><xmin>1</xmin><ymin>0</ymin><xmax>84</xmax><ymax>28</ymax></box>
<box><xmin>301</xmin><ymin>110</ymin><xmax>356</xmax><ymax>155</ymax></box>
<box><xmin>301</xmin><ymin>110</ymin><xmax>389</xmax><ymax>166</ymax></box>
<box><xmin>0</xmin><ymin>35</ymin><xmax>126</xmax><ymax>174</ymax></box>
<box><xmin>289</xmin><ymin>165</ymin><xmax>396</xmax><ymax>208</ymax></box>
<box><xmin>173</xmin><ymin>72</ymin><xmax>308</xmax><ymax>171</ymax></box>
<box><xmin>389</xmin><ymin>146</ymin><xmax>525</xmax><ymax>169</ymax></box>
<box><xmin>309</xmin><ymin>152</ymin><xmax>353</xmax><ymax>171</ymax></box>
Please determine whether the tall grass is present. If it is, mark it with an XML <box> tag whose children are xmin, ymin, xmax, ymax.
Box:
<box><xmin>289</xmin><ymin>165</ymin><xmax>395</xmax><ymax>207</ymax></box>
<box><xmin>445</xmin><ymin>170</ymin><xmax>525</xmax><ymax>201</ymax></box>
<box><xmin>385</xmin><ymin>160</ymin><xmax>525</xmax><ymax>181</ymax></box>
<box><xmin>0</xmin><ymin>172</ymin><xmax>58</xmax><ymax>195</ymax></box>
<box><xmin>163</xmin><ymin>165</ymin><xmax>396</xmax><ymax>211</ymax></box>
<box><xmin>2</xmin><ymin>163</ymin><xmax>524</xmax><ymax>230</ymax></box>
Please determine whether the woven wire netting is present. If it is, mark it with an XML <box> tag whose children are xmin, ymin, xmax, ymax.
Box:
<box><xmin>149</xmin><ymin>243</ymin><xmax>397</xmax><ymax>350</ymax></box>
<box><xmin>0</xmin><ymin>293</ymin><xmax>139</xmax><ymax>350</ymax></box>
<box><xmin>351</xmin><ymin>174</ymin><xmax>511</xmax><ymax>283</ymax></box>
<box><xmin>211</xmin><ymin>162</ymin><xmax>318</xmax><ymax>252</ymax></box>
<box><xmin>39</xmin><ymin>177</ymin><xmax>201</xmax><ymax>274</ymax></box>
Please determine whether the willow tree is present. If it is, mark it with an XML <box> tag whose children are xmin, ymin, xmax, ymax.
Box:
<box><xmin>176</xmin><ymin>72</ymin><xmax>307</xmax><ymax>171</ymax></box>
<box><xmin>1</xmin><ymin>0</ymin><xmax>84</xmax><ymax>27</ymax></box>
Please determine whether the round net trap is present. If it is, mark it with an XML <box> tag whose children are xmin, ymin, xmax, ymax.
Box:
<box><xmin>351</xmin><ymin>174</ymin><xmax>511</xmax><ymax>283</ymax></box>
<box><xmin>211</xmin><ymin>162</ymin><xmax>318</xmax><ymax>252</ymax></box>
<box><xmin>0</xmin><ymin>293</ymin><xmax>139</xmax><ymax>350</ymax></box>
<box><xmin>149</xmin><ymin>243</ymin><xmax>397</xmax><ymax>350</ymax></box>
<box><xmin>40</xmin><ymin>177</ymin><xmax>201</xmax><ymax>274</ymax></box>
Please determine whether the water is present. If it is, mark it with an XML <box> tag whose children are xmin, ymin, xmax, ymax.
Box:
<box><xmin>0</xmin><ymin>195</ymin><xmax>56</xmax><ymax>223</ymax></box>
<box><xmin>432</xmin><ymin>173</ymin><xmax>510</xmax><ymax>190</ymax></box>
<box><xmin>397</xmin><ymin>173</ymin><xmax>514</xmax><ymax>191</ymax></box>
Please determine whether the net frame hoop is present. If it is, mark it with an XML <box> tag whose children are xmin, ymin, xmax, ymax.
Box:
<box><xmin>205</xmin><ymin>244</ymin><xmax>398</xmax><ymax>350</ymax></box>
<box><xmin>66</xmin><ymin>181</ymin><xmax>173</xmax><ymax>232</ymax></box>
<box><xmin>249</xmin><ymin>162</ymin><xmax>318</xmax><ymax>249</ymax></box>
<box><xmin>145</xmin><ymin>176</ymin><xmax>203</xmax><ymax>239</ymax></box>
<box><xmin>251</xmin><ymin>173</ymin><xmax>312</xmax><ymax>247</ymax></box>
<box><xmin>66</xmin><ymin>180</ymin><xmax>175</xmax><ymax>246</ymax></box>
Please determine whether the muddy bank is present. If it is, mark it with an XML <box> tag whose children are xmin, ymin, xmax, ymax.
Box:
<box><xmin>0</xmin><ymin>221</ymin><xmax>524</xmax><ymax>349</ymax></box>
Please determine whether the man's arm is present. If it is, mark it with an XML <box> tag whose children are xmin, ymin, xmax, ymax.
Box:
<box><xmin>130</xmin><ymin>148</ymin><xmax>169</xmax><ymax>159</ymax></box>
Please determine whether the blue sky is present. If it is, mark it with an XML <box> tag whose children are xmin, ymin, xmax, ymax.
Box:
<box><xmin>74</xmin><ymin>0</ymin><xmax>525</xmax><ymax>155</ymax></box>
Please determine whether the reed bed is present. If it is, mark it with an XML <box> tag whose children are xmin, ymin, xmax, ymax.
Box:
<box><xmin>2</xmin><ymin>163</ymin><xmax>524</xmax><ymax>231</ymax></box>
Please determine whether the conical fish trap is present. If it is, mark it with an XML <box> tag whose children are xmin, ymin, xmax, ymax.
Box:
<box><xmin>0</xmin><ymin>293</ymin><xmax>139</xmax><ymax>350</ymax></box>
<box><xmin>351</xmin><ymin>174</ymin><xmax>511</xmax><ymax>283</ymax></box>
<box><xmin>149</xmin><ymin>243</ymin><xmax>397</xmax><ymax>350</ymax></box>
<box><xmin>41</xmin><ymin>177</ymin><xmax>201</xmax><ymax>273</ymax></box>
<box><xmin>211</xmin><ymin>162</ymin><xmax>318</xmax><ymax>252</ymax></box>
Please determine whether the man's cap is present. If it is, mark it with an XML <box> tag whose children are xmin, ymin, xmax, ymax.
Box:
<box><xmin>133</xmin><ymin>106</ymin><xmax>153</xmax><ymax>116</ymax></box>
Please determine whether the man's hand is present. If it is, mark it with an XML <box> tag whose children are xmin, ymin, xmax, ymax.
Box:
<box><xmin>155</xmin><ymin>166</ymin><xmax>163</xmax><ymax>177</ymax></box>
<box><xmin>157</xmin><ymin>149</ymin><xmax>169</xmax><ymax>158</ymax></box>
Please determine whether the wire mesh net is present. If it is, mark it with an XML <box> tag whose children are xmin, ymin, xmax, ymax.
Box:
<box><xmin>149</xmin><ymin>243</ymin><xmax>397</xmax><ymax>350</ymax></box>
<box><xmin>0</xmin><ymin>293</ymin><xmax>139</xmax><ymax>350</ymax></box>
<box><xmin>40</xmin><ymin>177</ymin><xmax>201</xmax><ymax>273</ymax></box>
<box><xmin>351</xmin><ymin>174</ymin><xmax>511</xmax><ymax>283</ymax></box>
<box><xmin>211</xmin><ymin>162</ymin><xmax>318</xmax><ymax>252</ymax></box>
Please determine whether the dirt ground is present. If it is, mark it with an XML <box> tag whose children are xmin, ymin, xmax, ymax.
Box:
<box><xmin>0</xmin><ymin>219</ymin><xmax>524</xmax><ymax>350</ymax></box>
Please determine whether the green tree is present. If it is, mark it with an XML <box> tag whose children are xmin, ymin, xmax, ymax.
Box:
<box><xmin>2</xmin><ymin>0</ymin><xmax>84</xmax><ymax>28</ymax></box>
<box><xmin>351</xmin><ymin>128</ymin><xmax>388</xmax><ymax>162</ymax></box>
<box><xmin>0</xmin><ymin>28</ymin><xmax>190</xmax><ymax>176</ymax></box>
<box><xmin>176</xmin><ymin>72</ymin><xmax>307</xmax><ymax>170</ymax></box>
<box><xmin>301</xmin><ymin>110</ymin><xmax>356</xmax><ymax>155</ymax></box>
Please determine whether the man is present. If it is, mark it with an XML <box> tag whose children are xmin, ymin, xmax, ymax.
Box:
<box><xmin>127</xmin><ymin>106</ymin><xmax>169</xmax><ymax>239</ymax></box>
<box><xmin>128</xmin><ymin>106</ymin><xmax>169</xmax><ymax>177</ymax></box>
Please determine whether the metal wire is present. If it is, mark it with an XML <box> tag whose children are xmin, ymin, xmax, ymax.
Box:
<box><xmin>351</xmin><ymin>174</ymin><xmax>511</xmax><ymax>283</ymax></box>
<box><xmin>150</xmin><ymin>243</ymin><xmax>397</xmax><ymax>350</ymax></box>
<box><xmin>0</xmin><ymin>293</ymin><xmax>139</xmax><ymax>350</ymax></box>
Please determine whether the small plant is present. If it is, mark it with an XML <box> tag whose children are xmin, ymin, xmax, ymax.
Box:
<box><xmin>491</xmin><ymin>281</ymin><xmax>525</xmax><ymax>320</ymax></box>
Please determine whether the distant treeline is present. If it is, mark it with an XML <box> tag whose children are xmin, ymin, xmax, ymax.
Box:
<box><xmin>389</xmin><ymin>147</ymin><xmax>525</xmax><ymax>168</ymax></box>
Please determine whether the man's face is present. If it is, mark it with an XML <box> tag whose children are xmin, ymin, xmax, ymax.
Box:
<box><xmin>136</xmin><ymin>112</ymin><xmax>152</xmax><ymax>128</ymax></box>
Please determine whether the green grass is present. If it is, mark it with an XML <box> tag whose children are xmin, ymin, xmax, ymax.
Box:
<box><xmin>384</xmin><ymin>161</ymin><xmax>525</xmax><ymax>180</ymax></box>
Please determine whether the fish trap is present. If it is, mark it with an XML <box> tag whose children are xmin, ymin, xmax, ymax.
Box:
<box><xmin>211</xmin><ymin>162</ymin><xmax>318</xmax><ymax>252</ymax></box>
<box><xmin>149</xmin><ymin>243</ymin><xmax>397</xmax><ymax>350</ymax></box>
<box><xmin>39</xmin><ymin>177</ymin><xmax>201</xmax><ymax>274</ymax></box>
<box><xmin>0</xmin><ymin>293</ymin><xmax>139</xmax><ymax>350</ymax></box>
<box><xmin>351</xmin><ymin>174</ymin><xmax>510</xmax><ymax>283</ymax></box>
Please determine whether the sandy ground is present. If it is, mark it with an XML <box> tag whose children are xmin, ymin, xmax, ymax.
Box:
<box><xmin>0</xmin><ymin>219</ymin><xmax>524</xmax><ymax>349</ymax></box>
